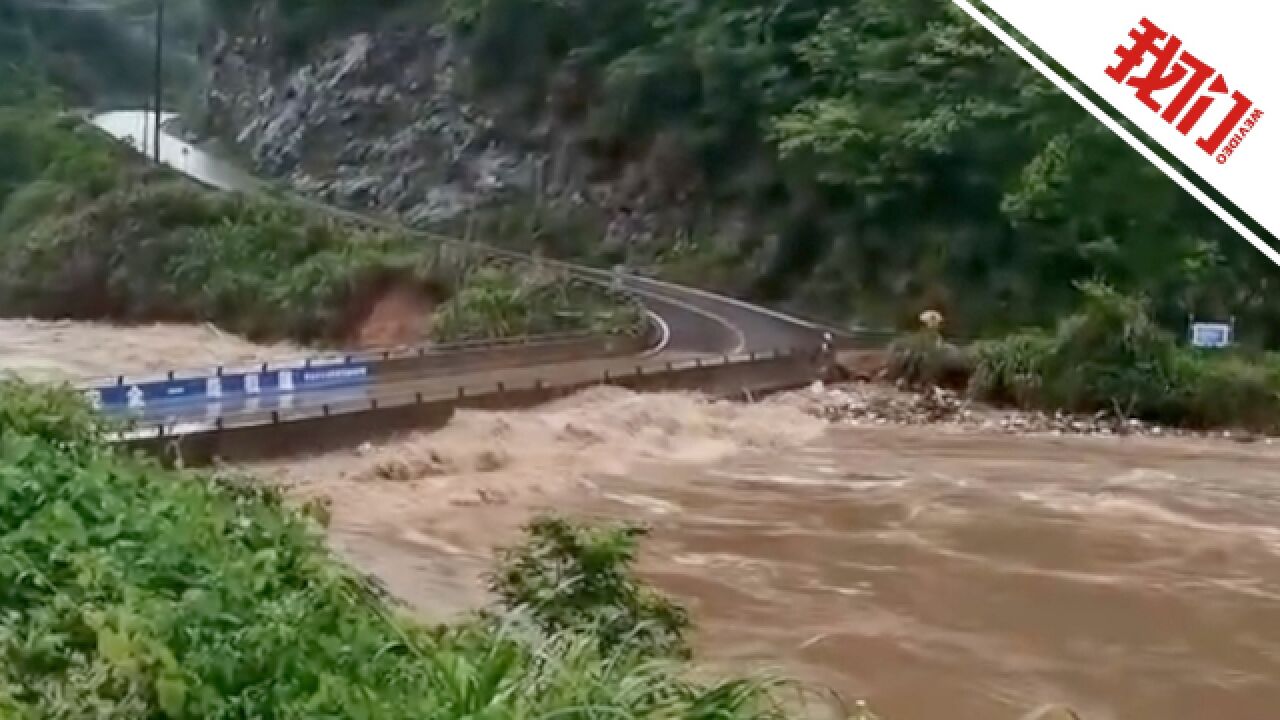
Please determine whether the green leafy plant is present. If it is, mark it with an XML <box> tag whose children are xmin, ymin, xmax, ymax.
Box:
<box><xmin>488</xmin><ymin>515</ymin><xmax>691</xmax><ymax>659</ymax></box>
<box><xmin>968</xmin><ymin>331</ymin><xmax>1053</xmax><ymax>409</ymax></box>
<box><xmin>431</xmin><ymin>264</ymin><xmax>645</xmax><ymax>342</ymax></box>
<box><xmin>886</xmin><ymin>330</ymin><xmax>973</xmax><ymax>390</ymax></box>
<box><xmin>0</xmin><ymin>379</ymin><xmax>797</xmax><ymax>718</ymax></box>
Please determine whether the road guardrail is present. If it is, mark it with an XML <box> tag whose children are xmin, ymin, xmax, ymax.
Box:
<box><xmin>115</xmin><ymin>346</ymin><xmax>822</xmax><ymax>464</ymax></box>
<box><xmin>82</xmin><ymin>328</ymin><xmax>656</xmax><ymax>419</ymax></box>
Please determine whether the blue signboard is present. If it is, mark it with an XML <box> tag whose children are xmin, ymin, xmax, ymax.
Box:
<box><xmin>87</xmin><ymin>360</ymin><xmax>371</xmax><ymax>416</ymax></box>
<box><xmin>1190</xmin><ymin>322</ymin><xmax>1233</xmax><ymax>349</ymax></box>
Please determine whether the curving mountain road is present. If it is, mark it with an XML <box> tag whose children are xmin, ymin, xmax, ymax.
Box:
<box><xmin>89</xmin><ymin>111</ymin><xmax>837</xmax><ymax>430</ymax></box>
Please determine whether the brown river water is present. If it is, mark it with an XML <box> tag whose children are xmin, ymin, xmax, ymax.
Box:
<box><xmin>607</xmin><ymin>425</ymin><xmax>1280</xmax><ymax>720</ymax></box>
<box><xmin>256</xmin><ymin>388</ymin><xmax>1280</xmax><ymax>720</ymax></box>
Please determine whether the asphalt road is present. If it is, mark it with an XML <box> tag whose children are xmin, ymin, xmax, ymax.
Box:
<box><xmin>89</xmin><ymin>111</ymin><xmax>831</xmax><ymax>431</ymax></box>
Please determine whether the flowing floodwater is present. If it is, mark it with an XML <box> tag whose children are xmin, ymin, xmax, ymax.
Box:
<box><xmin>260</xmin><ymin>389</ymin><xmax>1280</xmax><ymax>720</ymax></box>
<box><xmin>603</xmin><ymin>425</ymin><xmax>1280</xmax><ymax>720</ymax></box>
<box><xmin>0</xmin><ymin>318</ymin><xmax>302</xmax><ymax>382</ymax></box>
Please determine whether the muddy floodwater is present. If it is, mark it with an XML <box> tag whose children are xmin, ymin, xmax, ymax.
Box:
<box><xmin>263</xmin><ymin>390</ymin><xmax>1280</xmax><ymax>720</ymax></box>
<box><xmin>607</xmin><ymin>425</ymin><xmax>1280</xmax><ymax>720</ymax></box>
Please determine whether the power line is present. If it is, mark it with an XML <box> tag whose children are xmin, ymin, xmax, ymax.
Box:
<box><xmin>152</xmin><ymin>0</ymin><xmax>163</xmax><ymax>163</ymax></box>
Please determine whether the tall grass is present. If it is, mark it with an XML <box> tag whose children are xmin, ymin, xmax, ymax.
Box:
<box><xmin>0</xmin><ymin>379</ymin><xmax>800</xmax><ymax>718</ymax></box>
<box><xmin>885</xmin><ymin>329</ymin><xmax>973</xmax><ymax>390</ymax></box>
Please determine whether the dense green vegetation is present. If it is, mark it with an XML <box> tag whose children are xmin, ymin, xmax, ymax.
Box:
<box><xmin>218</xmin><ymin>0</ymin><xmax>1280</xmax><ymax>347</ymax></box>
<box><xmin>0</xmin><ymin>83</ymin><xmax>642</xmax><ymax>345</ymax></box>
<box><xmin>431</xmin><ymin>264</ymin><xmax>646</xmax><ymax>342</ymax></box>
<box><xmin>889</xmin><ymin>283</ymin><xmax>1280</xmax><ymax>432</ymax></box>
<box><xmin>969</xmin><ymin>284</ymin><xmax>1280</xmax><ymax>431</ymax></box>
<box><xmin>0</xmin><ymin>380</ymin><xmax>803</xmax><ymax>717</ymax></box>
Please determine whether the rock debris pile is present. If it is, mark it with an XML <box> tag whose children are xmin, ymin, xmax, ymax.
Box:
<box><xmin>783</xmin><ymin>382</ymin><xmax>1272</xmax><ymax>443</ymax></box>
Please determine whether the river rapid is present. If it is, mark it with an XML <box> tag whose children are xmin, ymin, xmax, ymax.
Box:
<box><xmin>256</xmin><ymin>388</ymin><xmax>1280</xmax><ymax>720</ymax></box>
<box><xmin>607</xmin><ymin>425</ymin><xmax>1280</xmax><ymax>720</ymax></box>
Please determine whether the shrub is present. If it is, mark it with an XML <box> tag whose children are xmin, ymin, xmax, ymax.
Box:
<box><xmin>488</xmin><ymin>516</ymin><xmax>690</xmax><ymax>659</ymax></box>
<box><xmin>886</xmin><ymin>329</ymin><xmax>972</xmax><ymax>390</ymax></box>
<box><xmin>1164</xmin><ymin>352</ymin><xmax>1280</xmax><ymax>431</ymax></box>
<box><xmin>0</xmin><ymin>179</ymin><xmax>76</xmax><ymax>236</ymax></box>
<box><xmin>431</xmin><ymin>264</ymin><xmax>645</xmax><ymax>342</ymax></box>
<box><xmin>1037</xmin><ymin>282</ymin><xmax>1180</xmax><ymax>416</ymax></box>
<box><xmin>968</xmin><ymin>331</ymin><xmax>1054</xmax><ymax>408</ymax></box>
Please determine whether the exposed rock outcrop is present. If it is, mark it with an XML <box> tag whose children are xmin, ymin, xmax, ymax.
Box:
<box><xmin>199</xmin><ymin>8</ymin><xmax>722</xmax><ymax>271</ymax></box>
<box><xmin>206</xmin><ymin>22</ymin><xmax>533</xmax><ymax>223</ymax></box>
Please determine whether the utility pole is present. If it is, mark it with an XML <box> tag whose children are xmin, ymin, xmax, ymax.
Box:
<box><xmin>152</xmin><ymin>0</ymin><xmax>164</xmax><ymax>164</ymax></box>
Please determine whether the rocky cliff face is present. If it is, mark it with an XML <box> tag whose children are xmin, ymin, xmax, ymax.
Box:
<box><xmin>206</xmin><ymin>16</ymin><xmax>532</xmax><ymax>224</ymax></box>
<box><xmin>198</xmin><ymin>8</ymin><xmax>746</xmax><ymax>274</ymax></box>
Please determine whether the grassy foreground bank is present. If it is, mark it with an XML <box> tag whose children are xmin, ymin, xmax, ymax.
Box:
<box><xmin>0</xmin><ymin>98</ymin><xmax>642</xmax><ymax>346</ymax></box>
<box><xmin>890</xmin><ymin>283</ymin><xmax>1280</xmax><ymax>433</ymax></box>
<box><xmin>0</xmin><ymin>380</ymin><xmax>808</xmax><ymax>718</ymax></box>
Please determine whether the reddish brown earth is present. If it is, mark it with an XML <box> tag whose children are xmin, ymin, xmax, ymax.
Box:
<box><xmin>349</xmin><ymin>282</ymin><xmax>437</xmax><ymax>349</ymax></box>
